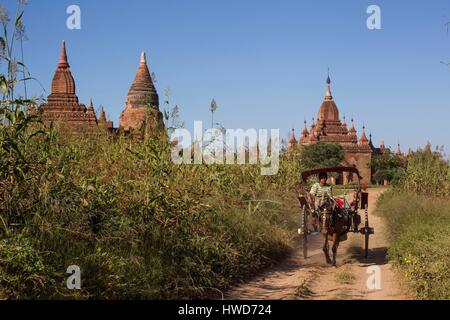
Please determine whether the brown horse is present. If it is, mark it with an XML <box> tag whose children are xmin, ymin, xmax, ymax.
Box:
<box><xmin>317</xmin><ymin>196</ymin><xmax>348</xmax><ymax>267</ymax></box>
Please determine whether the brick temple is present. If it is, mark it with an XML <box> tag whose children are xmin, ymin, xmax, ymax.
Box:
<box><xmin>37</xmin><ymin>41</ymin><xmax>163</xmax><ymax>137</ymax></box>
<box><xmin>119</xmin><ymin>52</ymin><xmax>164</xmax><ymax>138</ymax></box>
<box><xmin>288</xmin><ymin>74</ymin><xmax>397</xmax><ymax>184</ymax></box>
<box><xmin>38</xmin><ymin>41</ymin><xmax>113</xmax><ymax>132</ymax></box>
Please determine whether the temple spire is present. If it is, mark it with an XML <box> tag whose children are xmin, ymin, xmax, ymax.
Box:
<box><xmin>301</xmin><ymin>120</ymin><xmax>309</xmax><ymax>137</ymax></box>
<box><xmin>288</xmin><ymin>128</ymin><xmax>298</xmax><ymax>151</ymax></box>
<box><xmin>359</xmin><ymin>124</ymin><xmax>369</xmax><ymax>145</ymax></box>
<box><xmin>98</xmin><ymin>105</ymin><xmax>106</xmax><ymax>122</ymax></box>
<box><xmin>58</xmin><ymin>40</ymin><xmax>69</xmax><ymax>69</ymax></box>
<box><xmin>140</xmin><ymin>51</ymin><xmax>147</xmax><ymax>64</ymax></box>
<box><xmin>325</xmin><ymin>69</ymin><xmax>332</xmax><ymax>100</ymax></box>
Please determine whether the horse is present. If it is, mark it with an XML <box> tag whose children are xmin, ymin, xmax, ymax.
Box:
<box><xmin>317</xmin><ymin>195</ymin><xmax>349</xmax><ymax>267</ymax></box>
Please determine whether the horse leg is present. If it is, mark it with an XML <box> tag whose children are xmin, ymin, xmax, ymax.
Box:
<box><xmin>331</xmin><ymin>233</ymin><xmax>340</xmax><ymax>267</ymax></box>
<box><xmin>323</xmin><ymin>234</ymin><xmax>332</xmax><ymax>265</ymax></box>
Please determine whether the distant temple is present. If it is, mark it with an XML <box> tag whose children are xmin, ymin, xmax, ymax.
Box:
<box><xmin>119</xmin><ymin>52</ymin><xmax>164</xmax><ymax>138</ymax></box>
<box><xmin>288</xmin><ymin>74</ymin><xmax>390</xmax><ymax>184</ymax></box>
<box><xmin>37</xmin><ymin>41</ymin><xmax>164</xmax><ymax>137</ymax></box>
<box><xmin>38</xmin><ymin>41</ymin><xmax>113</xmax><ymax>132</ymax></box>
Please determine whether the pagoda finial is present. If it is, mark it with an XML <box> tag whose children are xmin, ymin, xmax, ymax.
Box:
<box><xmin>98</xmin><ymin>105</ymin><xmax>106</xmax><ymax>122</ymax></box>
<box><xmin>302</xmin><ymin>120</ymin><xmax>309</xmax><ymax>137</ymax></box>
<box><xmin>288</xmin><ymin>128</ymin><xmax>298</xmax><ymax>151</ymax></box>
<box><xmin>58</xmin><ymin>40</ymin><xmax>69</xmax><ymax>69</ymax></box>
<box><xmin>140</xmin><ymin>51</ymin><xmax>147</xmax><ymax>64</ymax></box>
<box><xmin>325</xmin><ymin>69</ymin><xmax>332</xmax><ymax>100</ymax></box>
<box><xmin>359</xmin><ymin>125</ymin><xmax>369</xmax><ymax>145</ymax></box>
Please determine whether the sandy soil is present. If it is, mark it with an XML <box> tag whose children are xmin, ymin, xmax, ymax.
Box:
<box><xmin>225</xmin><ymin>188</ymin><xmax>410</xmax><ymax>300</ymax></box>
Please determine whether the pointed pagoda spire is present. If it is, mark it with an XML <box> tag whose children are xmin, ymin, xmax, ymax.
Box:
<box><xmin>98</xmin><ymin>105</ymin><xmax>107</xmax><ymax>122</ymax></box>
<box><xmin>127</xmin><ymin>51</ymin><xmax>159</xmax><ymax>109</ymax></box>
<box><xmin>50</xmin><ymin>40</ymin><xmax>76</xmax><ymax>96</ymax></box>
<box><xmin>288</xmin><ymin>129</ymin><xmax>298</xmax><ymax>151</ymax></box>
<box><xmin>88</xmin><ymin>98</ymin><xmax>94</xmax><ymax>110</ymax></box>
<box><xmin>325</xmin><ymin>69</ymin><xmax>333</xmax><ymax>101</ymax></box>
<box><xmin>301</xmin><ymin>120</ymin><xmax>309</xmax><ymax>137</ymax></box>
<box><xmin>359</xmin><ymin>125</ymin><xmax>369</xmax><ymax>145</ymax></box>
<box><xmin>348</xmin><ymin>118</ymin><xmax>357</xmax><ymax>135</ymax></box>
<box><xmin>58</xmin><ymin>40</ymin><xmax>69</xmax><ymax>69</ymax></box>
<box><xmin>289</xmin><ymin>128</ymin><xmax>297</xmax><ymax>141</ymax></box>
<box><xmin>140</xmin><ymin>51</ymin><xmax>147</xmax><ymax>64</ymax></box>
<box><xmin>341</xmin><ymin>115</ymin><xmax>347</xmax><ymax>129</ymax></box>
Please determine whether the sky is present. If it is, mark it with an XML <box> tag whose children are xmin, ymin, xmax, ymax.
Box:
<box><xmin>3</xmin><ymin>0</ymin><xmax>450</xmax><ymax>152</ymax></box>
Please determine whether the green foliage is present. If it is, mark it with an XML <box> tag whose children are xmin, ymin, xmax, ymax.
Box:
<box><xmin>0</xmin><ymin>126</ymin><xmax>302</xmax><ymax>299</ymax></box>
<box><xmin>371</xmin><ymin>153</ymin><xmax>404</xmax><ymax>184</ymax></box>
<box><xmin>0</xmin><ymin>234</ymin><xmax>46</xmax><ymax>299</ymax></box>
<box><xmin>375</xmin><ymin>148</ymin><xmax>450</xmax><ymax>299</ymax></box>
<box><xmin>398</xmin><ymin>150</ymin><xmax>450</xmax><ymax>197</ymax></box>
<box><xmin>299</xmin><ymin>142</ymin><xmax>344</xmax><ymax>170</ymax></box>
<box><xmin>376</xmin><ymin>192</ymin><xmax>450</xmax><ymax>300</ymax></box>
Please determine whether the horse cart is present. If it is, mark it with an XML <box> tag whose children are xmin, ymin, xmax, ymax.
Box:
<box><xmin>297</xmin><ymin>166</ymin><xmax>374</xmax><ymax>263</ymax></box>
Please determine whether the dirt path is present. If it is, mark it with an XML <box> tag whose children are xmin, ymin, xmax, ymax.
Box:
<box><xmin>225</xmin><ymin>188</ymin><xmax>410</xmax><ymax>300</ymax></box>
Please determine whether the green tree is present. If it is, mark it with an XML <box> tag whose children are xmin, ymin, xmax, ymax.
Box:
<box><xmin>371</xmin><ymin>153</ymin><xmax>404</xmax><ymax>184</ymax></box>
<box><xmin>299</xmin><ymin>142</ymin><xmax>344</xmax><ymax>170</ymax></box>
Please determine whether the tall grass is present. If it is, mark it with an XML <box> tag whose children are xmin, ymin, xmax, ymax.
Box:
<box><xmin>376</xmin><ymin>150</ymin><xmax>450</xmax><ymax>300</ymax></box>
<box><xmin>0</xmin><ymin>125</ymin><xmax>306</xmax><ymax>299</ymax></box>
<box><xmin>0</xmin><ymin>2</ymin><xmax>309</xmax><ymax>299</ymax></box>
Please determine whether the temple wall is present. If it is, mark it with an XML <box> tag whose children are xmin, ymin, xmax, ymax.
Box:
<box><xmin>343</xmin><ymin>152</ymin><xmax>372</xmax><ymax>185</ymax></box>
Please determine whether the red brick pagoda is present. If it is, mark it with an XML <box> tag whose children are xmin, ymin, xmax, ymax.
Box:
<box><xmin>38</xmin><ymin>41</ymin><xmax>114</xmax><ymax>132</ymax></box>
<box><xmin>119</xmin><ymin>52</ymin><xmax>164</xmax><ymax>138</ymax></box>
<box><xmin>289</xmin><ymin>74</ymin><xmax>383</xmax><ymax>184</ymax></box>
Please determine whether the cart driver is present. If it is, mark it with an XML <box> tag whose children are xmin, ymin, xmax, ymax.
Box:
<box><xmin>307</xmin><ymin>172</ymin><xmax>333</xmax><ymax>234</ymax></box>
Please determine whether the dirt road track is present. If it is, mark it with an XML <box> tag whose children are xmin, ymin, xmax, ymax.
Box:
<box><xmin>225</xmin><ymin>188</ymin><xmax>410</xmax><ymax>300</ymax></box>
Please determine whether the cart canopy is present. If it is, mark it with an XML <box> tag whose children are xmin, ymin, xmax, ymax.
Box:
<box><xmin>301</xmin><ymin>166</ymin><xmax>362</xmax><ymax>183</ymax></box>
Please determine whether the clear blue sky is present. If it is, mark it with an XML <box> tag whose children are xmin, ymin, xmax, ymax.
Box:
<box><xmin>4</xmin><ymin>0</ymin><xmax>450</xmax><ymax>152</ymax></box>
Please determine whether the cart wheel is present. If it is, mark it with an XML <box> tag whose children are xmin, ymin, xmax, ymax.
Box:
<box><xmin>364</xmin><ymin>204</ymin><xmax>369</xmax><ymax>258</ymax></box>
<box><xmin>364</xmin><ymin>231</ymin><xmax>369</xmax><ymax>258</ymax></box>
<box><xmin>302</xmin><ymin>205</ymin><xmax>308</xmax><ymax>259</ymax></box>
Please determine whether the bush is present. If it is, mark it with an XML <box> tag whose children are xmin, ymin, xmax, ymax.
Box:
<box><xmin>0</xmin><ymin>127</ymin><xmax>300</xmax><ymax>299</ymax></box>
<box><xmin>399</xmin><ymin>150</ymin><xmax>450</xmax><ymax>197</ymax></box>
<box><xmin>376</xmin><ymin>192</ymin><xmax>450</xmax><ymax>300</ymax></box>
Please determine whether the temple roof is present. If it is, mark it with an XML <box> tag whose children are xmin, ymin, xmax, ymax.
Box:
<box><xmin>318</xmin><ymin>75</ymin><xmax>339</xmax><ymax>121</ymax></box>
<box><xmin>49</xmin><ymin>40</ymin><xmax>77</xmax><ymax>102</ymax></box>
<box><xmin>127</xmin><ymin>51</ymin><xmax>159</xmax><ymax>109</ymax></box>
